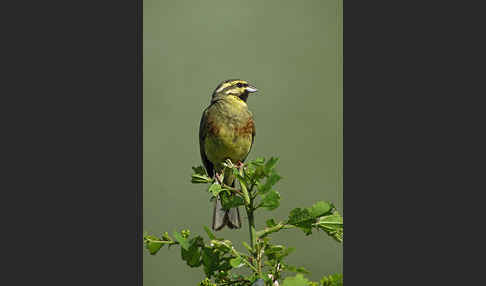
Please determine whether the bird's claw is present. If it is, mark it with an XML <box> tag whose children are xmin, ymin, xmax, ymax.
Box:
<box><xmin>235</xmin><ymin>161</ymin><xmax>244</xmax><ymax>168</ymax></box>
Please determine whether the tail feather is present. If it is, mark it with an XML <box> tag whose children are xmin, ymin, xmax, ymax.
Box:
<box><xmin>212</xmin><ymin>196</ymin><xmax>241</xmax><ymax>231</ymax></box>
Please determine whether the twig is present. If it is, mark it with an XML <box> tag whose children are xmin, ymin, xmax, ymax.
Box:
<box><xmin>256</xmin><ymin>223</ymin><xmax>295</xmax><ymax>239</ymax></box>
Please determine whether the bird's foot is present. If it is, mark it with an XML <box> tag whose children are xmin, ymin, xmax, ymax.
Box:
<box><xmin>235</xmin><ymin>161</ymin><xmax>244</xmax><ymax>168</ymax></box>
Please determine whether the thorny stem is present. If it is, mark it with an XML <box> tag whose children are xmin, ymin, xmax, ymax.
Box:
<box><xmin>219</xmin><ymin>240</ymin><xmax>259</xmax><ymax>273</ymax></box>
<box><xmin>237</xmin><ymin>163</ymin><xmax>260</xmax><ymax>278</ymax></box>
<box><xmin>144</xmin><ymin>237</ymin><xmax>177</xmax><ymax>246</ymax></box>
<box><xmin>246</xmin><ymin>205</ymin><xmax>256</xmax><ymax>250</ymax></box>
<box><xmin>256</xmin><ymin>223</ymin><xmax>296</xmax><ymax>239</ymax></box>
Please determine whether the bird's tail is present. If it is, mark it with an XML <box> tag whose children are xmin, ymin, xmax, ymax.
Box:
<box><xmin>212</xmin><ymin>196</ymin><xmax>241</xmax><ymax>231</ymax></box>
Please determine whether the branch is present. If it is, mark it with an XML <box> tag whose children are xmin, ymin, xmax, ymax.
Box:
<box><xmin>256</xmin><ymin>223</ymin><xmax>295</xmax><ymax>239</ymax></box>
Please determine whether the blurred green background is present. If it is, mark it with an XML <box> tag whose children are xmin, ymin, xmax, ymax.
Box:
<box><xmin>143</xmin><ymin>0</ymin><xmax>342</xmax><ymax>285</ymax></box>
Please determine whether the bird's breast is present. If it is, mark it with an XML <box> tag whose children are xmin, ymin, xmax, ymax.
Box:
<box><xmin>205</xmin><ymin>101</ymin><xmax>254</xmax><ymax>165</ymax></box>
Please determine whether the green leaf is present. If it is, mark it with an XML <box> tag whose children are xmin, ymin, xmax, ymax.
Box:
<box><xmin>203</xmin><ymin>226</ymin><xmax>216</xmax><ymax>240</ymax></box>
<box><xmin>287</xmin><ymin>208</ymin><xmax>314</xmax><ymax>235</ymax></box>
<box><xmin>309</xmin><ymin>201</ymin><xmax>333</xmax><ymax>218</ymax></box>
<box><xmin>320</xmin><ymin>273</ymin><xmax>343</xmax><ymax>286</ymax></box>
<box><xmin>192</xmin><ymin>174</ymin><xmax>212</xmax><ymax>184</ymax></box>
<box><xmin>229</xmin><ymin>256</ymin><xmax>244</xmax><ymax>268</ymax></box>
<box><xmin>161</xmin><ymin>232</ymin><xmax>171</xmax><ymax>241</ymax></box>
<box><xmin>282</xmin><ymin>274</ymin><xmax>311</xmax><ymax>286</ymax></box>
<box><xmin>173</xmin><ymin>231</ymin><xmax>190</xmax><ymax>250</ymax></box>
<box><xmin>267</xmin><ymin>244</ymin><xmax>284</xmax><ymax>253</ymax></box>
<box><xmin>288</xmin><ymin>208</ymin><xmax>313</xmax><ymax>225</ymax></box>
<box><xmin>251</xmin><ymin>157</ymin><xmax>265</xmax><ymax>166</ymax></box>
<box><xmin>266</xmin><ymin>219</ymin><xmax>277</xmax><ymax>227</ymax></box>
<box><xmin>199</xmin><ymin>278</ymin><xmax>217</xmax><ymax>286</ymax></box>
<box><xmin>202</xmin><ymin>247</ymin><xmax>220</xmax><ymax>277</ymax></box>
<box><xmin>208</xmin><ymin>183</ymin><xmax>223</xmax><ymax>196</ymax></box>
<box><xmin>253</xmin><ymin>165</ymin><xmax>266</xmax><ymax>180</ymax></box>
<box><xmin>259</xmin><ymin>190</ymin><xmax>280</xmax><ymax>210</ymax></box>
<box><xmin>264</xmin><ymin>157</ymin><xmax>279</xmax><ymax>175</ymax></box>
<box><xmin>181</xmin><ymin>236</ymin><xmax>203</xmax><ymax>267</ymax></box>
<box><xmin>265</xmin><ymin>244</ymin><xmax>295</xmax><ymax>262</ymax></box>
<box><xmin>220</xmin><ymin>194</ymin><xmax>245</xmax><ymax>210</ymax></box>
<box><xmin>258</xmin><ymin>172</ymin><xmax>282</xmax><ymax>194</ymax></box>
<box><xmin>192</xmin><ymin>165</ymin><xmax>207</xmax><ymax>176</ymax></box>
<box><xmin>285</xmin><ymin>264</ymin><xmax>310</xmax><ymax>274</ymax></box>
<box><xmin>144</xmin><ymin>235</ymin><xmax>163</xmax><ymax>255</ymax></box>
<box><xmin>314</xmin><ymin>211</ymin><xmax>343</xmax><ymax>243</ymax></box>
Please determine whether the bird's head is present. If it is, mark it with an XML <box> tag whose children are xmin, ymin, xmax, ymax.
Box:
<box><xmin>211</xmin><ymin>79</ymin><xmax>258</xmax><ymax>103</ymax></box>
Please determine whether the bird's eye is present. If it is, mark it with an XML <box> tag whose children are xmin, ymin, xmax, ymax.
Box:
<box><xmin>237</xmin><ymin>83</ymin><xmax>243</xmax><ymax>88</ymax></box>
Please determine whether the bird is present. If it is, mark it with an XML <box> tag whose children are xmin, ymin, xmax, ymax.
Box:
<box><xmin>199</xmin><ymin>79</ymin><xmax>258</xmax><ymax>231</ymax></box>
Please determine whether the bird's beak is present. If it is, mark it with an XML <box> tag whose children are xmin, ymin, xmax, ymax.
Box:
<box><xmin>246</xmin><ymin>85</ymin><xmax>258</xmax><ymax>93</ymax></box>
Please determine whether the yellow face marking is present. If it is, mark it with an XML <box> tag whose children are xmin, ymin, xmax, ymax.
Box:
<box><xmin>225</xmin><ymin>87</ymin><xmax>246</xmax><ymax>96</ymax></box>
<box><xmin>216</xmin><ymin>80</ymin><xmax>249</xmax><ymax>95</ymax></box>
<box><xmin>216</xmin><ymin>82</ymin><xmax>232</xmax><ymax>93</ymax></box>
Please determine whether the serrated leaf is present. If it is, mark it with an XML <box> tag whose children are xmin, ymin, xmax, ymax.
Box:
<box><xmin>287</xmin><ymin>208</ymin><xmax>314</xmax><ymax>235</ymax></box>
<box><xmin>282</xmin><ymin>274</ymin><xmax>311</xmax><ymax>286</ymax></box>
<box><xmin>267</xmin><ymin>244</ymin><xmax>285</xmax><ymax>253</ymax></box>
<box><xmin>173</xmin><ymin>231</ymin><xmax>190</xmax><ymax>250</ymax></box>
<box><xmin>288</xmin><ymin>208</ymin><xmax>312</xmax><ymax>225</ymax></box>
<box><xmin>229</xmin><ymin>256</ymin><xmax>244</xmax><ymax>268</ymax></box>
<box><xmin>251</xmin><ymin>157</ymin><xmax>265</xmax><ymax>166</ymax></box>
<box><xmin>259</xmin><ymin>190</ymin><xmax>280</xmax><ymax>210</ymax></box>
<box><xmin>208</xmin><ymin>183</ymin><xmax>223</xmax><ymax>196</ymax></box>
<box><xmin>268</xmin><ymin>245</ymin><xmax>294</xmax><ymax>260</ymax></box>
<box><xmin>192</xmin><ymin>174</ymin><xmax>212</xmax><ymax>184</ymax></box>
<box><xmin>315</xmin><ymin>211</ymin><xmax>343</xmax><ymax>242</ymax></box>
<box><xmin>285</xmin><ymin>265</ymin><xmax>310</xmax><ymax>274</ymax></box>
<box><xmin>144</xmin><ymin>235</ymin><xmax>163</xmax><ymax>255</ymax></box>
<box><xmin>202</xmin><ymin>247</ymin><xmax>220</xmax><ymax>277</ymax></box>
<box><xmin>258</xmin><ymin>172</ymin><xmax>282</xmax><ymax>194</ymax></box>
<box><xmin>309</xmin><ymin>201</ymin><xmax>333</xmax><ymax>218</ymax></box>
<box><xmin>253</xmin><ymin>165</ymin><xmax>266</xmax><ymax>180</ymax></box>
<box><xmin>181</xmin><ymin>236</ymin><xmax>203</xmax><ymax>267</ymax></box>
<box><xmin>320</xmin><ymin>273</ymin><xmax>343</xmax><ymax>286</ymax></box>
<box><xmin>264</xmin><ymin>157</ymin><xmax>279</xmax><ymax>175</ymax></box>
<box><xmin>220</xmin><ymin>194</ymin><xmax>245</xmax><ymax>210</ymax></box>
<box><xmin>146</xmin><ymin>241</ymin><xmax>163</xmax><ymax>255</ymax></box>
<box><xmin>192</xmin><ymin>165</ymin><xmax>207</xmax><ymax>176</ymax></box>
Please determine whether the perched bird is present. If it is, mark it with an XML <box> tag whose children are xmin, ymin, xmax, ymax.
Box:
<box><xmin>199</xmin><ymin>79</ymin><xmax>258</xmax><ymax>231</ymax></box>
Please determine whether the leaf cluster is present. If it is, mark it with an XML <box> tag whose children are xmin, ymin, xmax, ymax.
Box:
<box><xmin>145</xmin><ymin>157</ymin><xmax>343</xmax><ymax>286</ymax></box>
<box><xmin>281</xmin><ymin>273</ymin><xmax>343</xmax><ymax>286</ymax></box>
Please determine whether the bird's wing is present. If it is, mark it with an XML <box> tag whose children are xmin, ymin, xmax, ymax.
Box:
<box><xmin>199</xmin><ymin>107</ymin><xmax>214</xmax><ymax>178</ymax></box>
<box><xmin>242</xmin><ymin>112</ymin><xmax>256</xmax><ymax>163</ymax></box>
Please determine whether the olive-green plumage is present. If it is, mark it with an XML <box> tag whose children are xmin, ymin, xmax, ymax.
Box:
<box><xmin>199</xmin><ymin>79</ymin><xmax>258</xmax><ymax>231</ymax></box>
